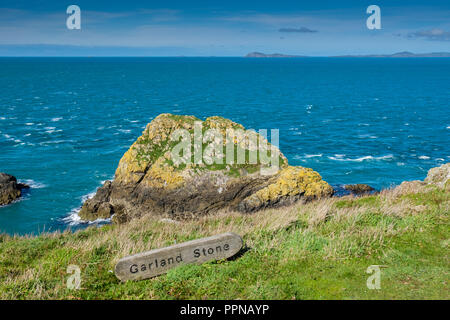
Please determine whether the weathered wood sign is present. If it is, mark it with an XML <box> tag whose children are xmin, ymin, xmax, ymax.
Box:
<box><xmin>114</xmin><ymin>232</ymin><xmax>243</xmax><ymax>281</ymax></box>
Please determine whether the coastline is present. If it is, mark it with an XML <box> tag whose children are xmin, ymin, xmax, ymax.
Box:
<box><xmin>0</xmin><ymin>167</ymin><xmax>447</xmax><ymax>299</ymax></box>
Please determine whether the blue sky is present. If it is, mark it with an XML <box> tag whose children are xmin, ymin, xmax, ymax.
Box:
<box><xmin>0</xmin><ymin>0</ymin><xmax>449</xmax><ymax>56</ymax></box>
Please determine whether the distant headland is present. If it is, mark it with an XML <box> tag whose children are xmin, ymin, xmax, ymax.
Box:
<box><xmin>245</xmin><ymin>51</ymin><xmax>450</xmax><ymax>58</ymax></box>
<box><xmin>245</xmin><ymin>52</ymin><xmax>307</xmax><ymax>58</ymax></box>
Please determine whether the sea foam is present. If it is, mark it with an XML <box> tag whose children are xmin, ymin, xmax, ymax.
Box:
<box><xmin>328</xmin><ymin>154</ymin><xmax>394</xmax><ymax>162</ymax></box>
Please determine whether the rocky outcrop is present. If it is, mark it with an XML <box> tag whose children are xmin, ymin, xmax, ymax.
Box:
<box><xmin>0</xmin><ymin>173</ymin><xmax>29</xmax><ymax>206</ymax></box>
<box><xmin>394</xmin><ymin>163</ymin><xmax>450</xmax><ymax>194</ymax></box>
<box><xmin>425</xmin><ymin>163</ymin><xmax>449</xmax><ymax>189</ymax></box>
<box><xmin>79</xmin><ymin>114</ymin><xmax>333</xmax><ymax>223</ymax></box>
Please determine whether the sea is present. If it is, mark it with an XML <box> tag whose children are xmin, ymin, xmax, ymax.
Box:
<box><xmin>0</xmin><ymin>57</ymin><xmax>449</xmax><ymax>235</ymax></box>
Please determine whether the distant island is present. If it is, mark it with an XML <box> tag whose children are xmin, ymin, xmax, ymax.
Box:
<box><xmin>245</xmin><ymin>52</ymin><xmax>307</xmax><ymax>58</ymax></box>
<box><xmin>245</xmin><ymin>51</ymin><xmax>450</xmax><ymax>58</ymax></box>
<box><xmin>335</xmin><ymin>51</ymin><xmax>450</xmax><ymax>58</ymax></box>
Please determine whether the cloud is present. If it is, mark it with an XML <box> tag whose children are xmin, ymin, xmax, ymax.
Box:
<box><xmin>407</xmin><ymin>28</ymin><xmax>450</xmax><ymax>41</ymax></box>
<box><xmin>217</xmin><ymin>13</ymin><xmax>312</xmax><ymax>26</ymax></box>
<box><xmin>279</xmin><ymin>27</ymin><xmax>317</xmax><ymax>33</ymax></box>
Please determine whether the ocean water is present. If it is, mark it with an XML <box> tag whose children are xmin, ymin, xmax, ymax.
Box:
<box><xmin>0</xmin><ymin>57</ymin><xmax>449</xmax><ymax>235</ymax></box>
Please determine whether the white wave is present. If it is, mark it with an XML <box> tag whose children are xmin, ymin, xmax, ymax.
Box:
<box><xmin>418</xmin><ymin>155</ymin><xmax>430</xmax><ymax>160</ymax></box>
<box><xmin>447</xmin><ymin>126</ymin><xmax>450</xmax><ymax>129</ymax></box>
<box><xmin>357</xmin><ymin>134</ymin><xmax>378</xmax><ymax>139</ymax></box>
<box><xmin>81</xmin><ymin>191</ymin><xmax>97</xmax><ymax>202</ymax></box>
<box><xmin>51</xmin><ymin>117</ymin><xmax>63</xmax><ymax>122</ymax></box>
<box><xmin>100</xmin><ymin>177</ymin><xmax>113</xmax><ymax>185</ymax></box>
<box><xmin>20</xmin><ymin>179</ymin><xmax>47</xmax><ymax>189</ymax></box>
<box><xmin>63</xmin><ymin>182</ymin><xmax>111</xmax><ymax>226</ymax></box>
<box><xmin>44</xmin><ymin>129</ymin><xmax>62</xmax><ymax>134</ymax></box>
<box><xmin>3</xmin><ymin>134</ymin><xmax>22</xmax><ymax>144</ymax></box>
<box><xmin>62</xmin><ymin>208</ymin><xmax>81</xmax><ymax>225</ymax></box>
<box><xmin>25</xmin><ymin>123</ymin><xmax>34</xmax><ymax>126</ymax></box>
<box><xmin>328</xmin><ymin>154</ymin><xmax>394</xmax><ymax>162</ymax></box>
<box><xmin>118</xmin><ymin>129</ymin><xmax>131</xmax><ymax>133</ymax></box>
<box><xmin>62</xmin><ymin>208</ymin><xmax>113</xmax><ymax>226</ymax></box>
<box><xmin>304</xmin><ymin>154</ymin><xmax>323</xmax><ymax>158</ymax></box>
<box><xmin>39</xmin><ymin>139</ymin><xmax>74</xmax><ymax>145</ymax></box>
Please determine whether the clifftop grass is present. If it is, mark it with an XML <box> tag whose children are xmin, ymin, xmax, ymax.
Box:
<box><xmin>0</xmin><ymin>182</ymin><xmax>448</xmax><ymax>299</ymax></box>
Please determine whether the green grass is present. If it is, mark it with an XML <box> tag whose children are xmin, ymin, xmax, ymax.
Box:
<box><xmin>0</xmin><ymin>186</ymin><xmax>448</xmax><ymax>300</ymax></box>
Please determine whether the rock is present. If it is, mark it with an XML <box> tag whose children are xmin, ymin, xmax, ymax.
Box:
<box><xmin>0</xmin><ymin>173</ymin><xmax>29</xmax><ymax>206</ymax></box>
<box><xmin>239</xmin><ymin>166</ymin><xmax>334</xmax><ymax>211</ymax></box>
<box><xmin>343</xmin><ymin>184</ymin><xmax>375</xmax><ymax>195</ymax></box>
<box><xmin>425</xmin><ymin>163</ymin><xmax>450</xmax><ymax>189</ymax></box>
<box><xmin>393</xmin><ymin>163</ymin><xmax>449</xmax><ymax>195</ymax></box>
<box><xmin>79</xmin><ymin>114</ymin><xmax>333</xmax><ymax>223</ymax></box>
<box><xmin>392</xmin><ymin>180</ymin><xmax>426</xmax><ymax>196</ymax></box>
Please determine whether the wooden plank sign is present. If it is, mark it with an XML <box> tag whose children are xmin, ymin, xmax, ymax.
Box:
<box><xmin>114</xmin><ymin>232</ymin><xmax>243</xmax><ymax>281</ymax></box>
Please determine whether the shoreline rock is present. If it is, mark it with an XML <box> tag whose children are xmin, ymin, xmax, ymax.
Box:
<box><xmin>343</xmin><ymin>184</ymin><xmax>376</xmax><ymax>196</ymax></box>
<box><xmin>394</xmin><ymin>163</ymin><xmax>450</xmax><ymax>194</ymax></box>
<box><xmin>0</xmin><ymin>173</ymin><xmax>30</xmax><ymax>206</ymax></box>
<box><xmin>79</xmin><ymin>114</ymin><xmax>334</xmax><ymax>223</ymax></box>
<box><xmin>425</xmin><ymin>163</ymin><xmax>450</xmax><ymax>189</ymax></box>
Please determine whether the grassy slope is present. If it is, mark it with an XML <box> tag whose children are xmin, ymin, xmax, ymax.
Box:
<box><xmin>0</xmin><ymin>184</ymin><xmax>448</xmax><ymax>299</ymax></box>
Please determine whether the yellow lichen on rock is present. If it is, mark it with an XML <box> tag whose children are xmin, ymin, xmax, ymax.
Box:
<box><xmin>114</xmin><ymin>140</ymin><xmax>147</xmax><ymax>185</ymax></box>
<box><xmin>141</xmin><ymin>158</ymin><xmax>186</xmax><ymax>189</ymax></box>
<box><xmin>242</xmin><ymin>166</ymin><xmax>334</xmax><ymax>209</ymax></box>
<box><xmin>114</xmin><ymin>113</ymin><xmax>200</xmax><ymax>185</ymax></box>
<box><xmin>204</xmin><ymin>116</ymin><xmax>244</xmax><ymax>135</ymax></box>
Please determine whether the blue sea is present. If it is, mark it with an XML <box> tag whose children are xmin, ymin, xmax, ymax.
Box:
<box><xmin>0</xmin><ymin>57</ymin><xmax>449</xmax><ymax>235</ymax></box>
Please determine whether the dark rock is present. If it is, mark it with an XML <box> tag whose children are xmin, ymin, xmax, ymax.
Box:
<box><xmin>343</xmin><ymin>184</ymin><xmax>376</xmax><ymax>195</ymax></box>
<box><xmin>0</xmin><ymin>173</ymin><xmax>29</xmax><ymax>206</ymax></box>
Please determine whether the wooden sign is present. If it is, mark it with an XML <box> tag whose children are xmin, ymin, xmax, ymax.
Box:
<box><xmin>114</xmin><ymin>232</ymin><xmax>243</xmax><ymax>281</ymax></box>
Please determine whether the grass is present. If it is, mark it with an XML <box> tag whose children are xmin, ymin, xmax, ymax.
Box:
<box><xmin>0</xmin><ymin>183</ymin><xmax>448</xmax><ymax>299</ymax></box>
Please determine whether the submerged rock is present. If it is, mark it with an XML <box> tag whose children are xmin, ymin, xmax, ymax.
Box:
<box><xmin>0</xmin><ymin>173</ymin><xmax>29</xmax><ymax>206</ymax></box>
<box><xmin>79</xmin><ymin>114</ymin><xmax>333</xmax><ymax>223</ymax></box>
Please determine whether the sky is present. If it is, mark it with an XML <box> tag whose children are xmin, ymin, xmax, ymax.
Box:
<box><xmin>0</xmin><ymin>0</ymin><xmax>449</xmax><ymax>56</ymax></box>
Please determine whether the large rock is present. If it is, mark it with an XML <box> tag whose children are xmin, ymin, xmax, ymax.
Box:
<box><xmin>0</xmin><ymin>173</ymin><xmax>29</xmax><ymax>206</ymax></box>
<box><xmin>79</xmin><ymin>114</ymin><xmax>333</xmax><ymax>223</ymax></box>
